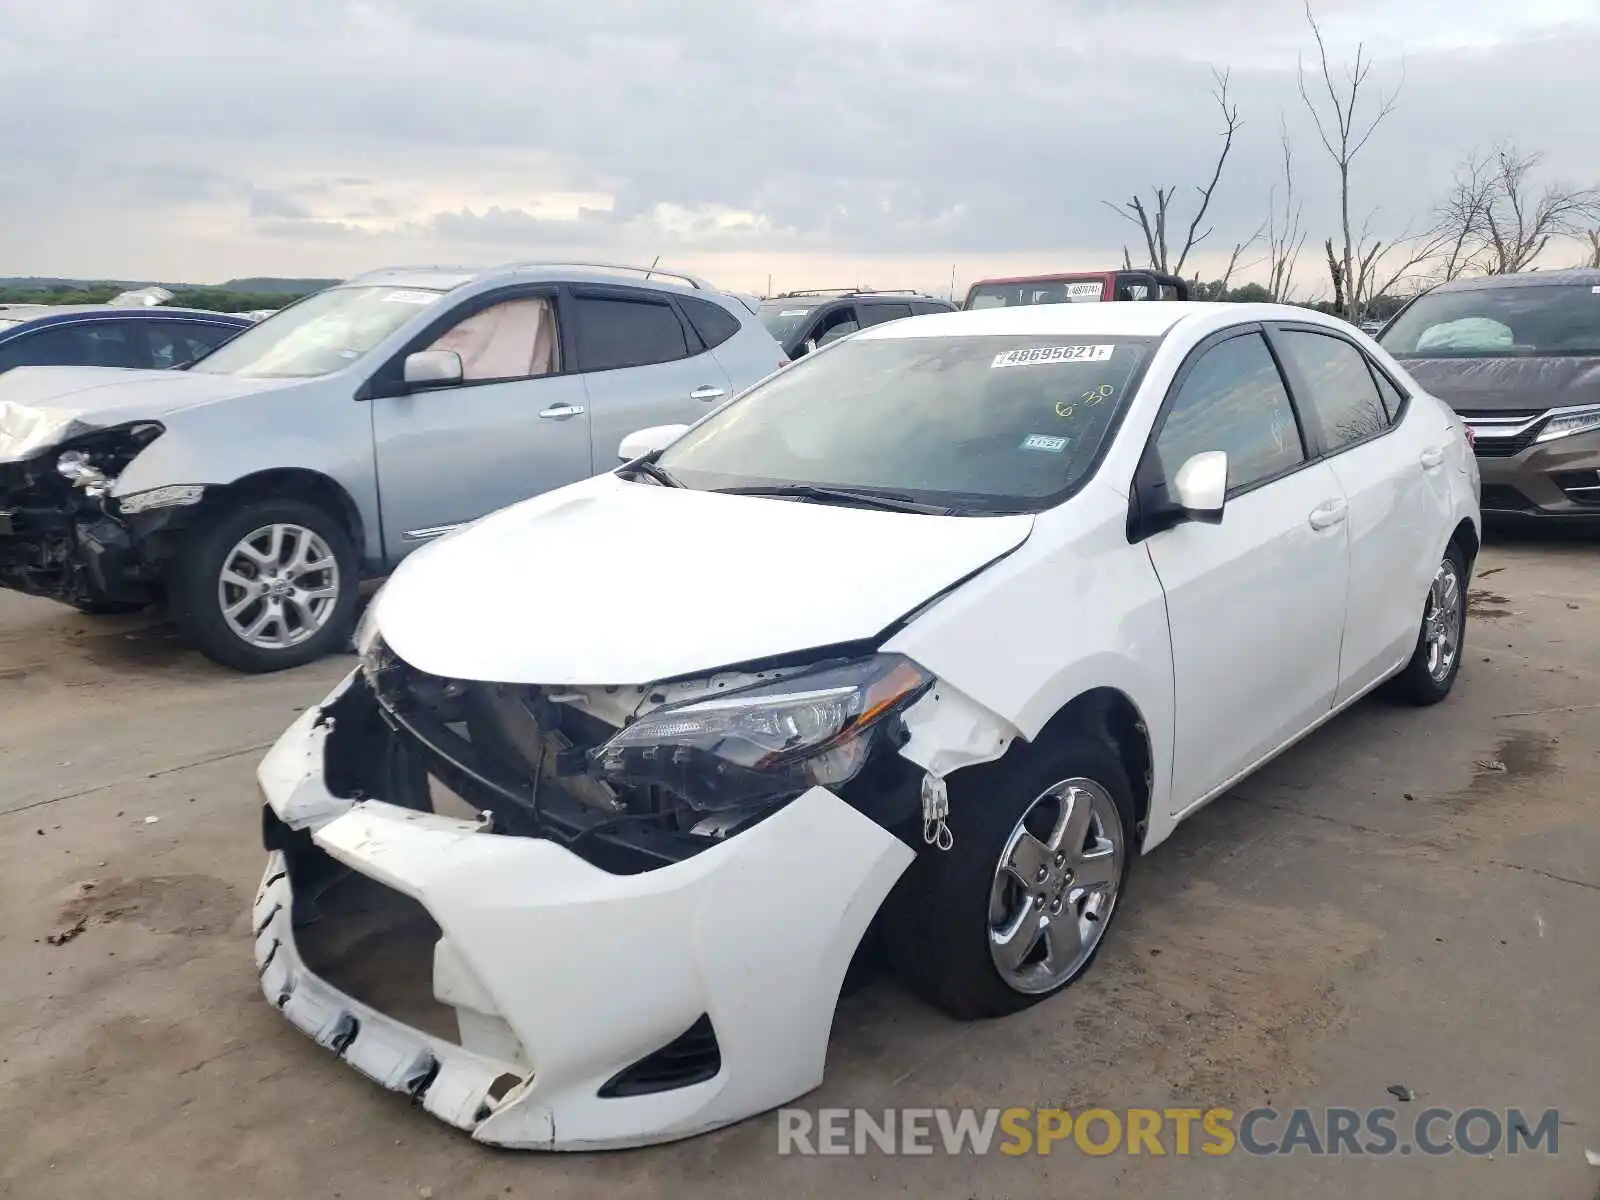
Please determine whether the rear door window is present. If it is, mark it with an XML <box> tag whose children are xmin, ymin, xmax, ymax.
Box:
<box><xmin>859</xmin><ymin>301</ymin><xmax>914</xmax><ymax>327</ymax></box>
<box><xmin>573</xmin><ymin>294</ymin><xmax>691</xmax><ymax>372</ymax></box>
<box><xmin>1274</xmin><ymin>329</ymin><xmax>1390</xmax><ymax>451</ymax></box>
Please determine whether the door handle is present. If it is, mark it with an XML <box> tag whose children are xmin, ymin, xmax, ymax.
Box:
<box><xmin>1420</xmin><ymin>446</ymin><xmax>1444</xmax><ymax>470</ymax></box>
<box><xmin>1308</xmin><ymin>499</ymin><xmax>1348</xmax><ymax>530</ymax></box>
<box><xmin>538</xmin><ymin>403</ymin><xmax>585</xmax><ymax>420</ymax></box>
<box><xmin>691</xmin><ymin>385</ymin><xmax>727</xmax><ymax>401</ymax></box>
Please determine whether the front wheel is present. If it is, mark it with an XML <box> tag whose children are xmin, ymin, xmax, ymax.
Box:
<box><xmin>882</xmin><ymin>733</ymin><xmax>1136</xmax><ymax>1020</ymax></box>
<box><xmin>1386</xmin><ymin>542</ymin><xmax>1468</xmax><ymax>706</ymax></box>
<box><xmin>168</xmin><ymin>498</ymin><xmax>359</xmax><ymax>673</ymax></box>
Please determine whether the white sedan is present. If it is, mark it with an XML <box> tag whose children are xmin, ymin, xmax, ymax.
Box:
<box><xmin>252</xmin><ymin>301</ymin><xmax>1480</xmax><ymax>1150</ymax></box>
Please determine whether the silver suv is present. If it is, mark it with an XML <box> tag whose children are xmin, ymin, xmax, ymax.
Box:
<box><xmin>0</xmin><ymin>262</ymin><xmax>785</xmax><ymax>671</ymax></box>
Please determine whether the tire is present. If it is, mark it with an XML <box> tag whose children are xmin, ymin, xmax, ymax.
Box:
<box><xmin>168</xmin><ymin>497</ymin><xmax>359</xmax><ymax>673</ymax></box>
<box><xmin>1386</xmin><ymin>541</ymin><xmax>1468</xmax><ymax>706</ymax></box>
<box><xmin>881</xmin><ymin>731</ymin><xmax>1137</xmax><ymax>1021</ymax></box>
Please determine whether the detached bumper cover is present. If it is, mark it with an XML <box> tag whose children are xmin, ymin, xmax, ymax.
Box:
<box><xmin>253</xmin><ymin>691</ymin><xmax>915</xmax><ymax>1151</ymax></box>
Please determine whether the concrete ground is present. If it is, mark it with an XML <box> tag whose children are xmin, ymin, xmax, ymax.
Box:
<box><xmin>1</xmin><ymin>532</ymin><xmax>1596</xmax><ymax>1199</ymax></box>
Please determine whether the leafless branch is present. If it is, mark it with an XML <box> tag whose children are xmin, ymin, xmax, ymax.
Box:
<box><xmin>1298</xmin><ymin>2</ymin><xmax>1402</xmax><ymax>321</ymax></box>
<box><xmin>1265</xmin><ymin>117</ymin><xmax>1309</xmax><ymax>301</ymax></box>
<box><xmin>1104</xmin><ymin>69</ymin><xmax>1242</xmax><ymax>276</ymax></box>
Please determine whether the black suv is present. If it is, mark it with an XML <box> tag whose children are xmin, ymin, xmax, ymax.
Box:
<box><xmin>756</xmin><ymin>289</ymin><xmax>957</xmax><ymax>359</ymax></box>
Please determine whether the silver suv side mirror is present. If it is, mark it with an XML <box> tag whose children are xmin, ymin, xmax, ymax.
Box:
<box><xmin>403</xmin><ymin>349</ymin><xmax>463</xmax><ymax>390</ymax></box>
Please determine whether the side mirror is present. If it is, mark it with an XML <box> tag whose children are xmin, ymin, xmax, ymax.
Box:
<box><xmin>1171</xmin><ymin>451</ymin><xmax>1228</xmax><ymax>524</ymax></box>
<box><xmin>403</xmin><ymin>349</ymin><xmax>463</xmax><ymax>391</ymax></box>
<box><xmin>801</xmin><ymin>339</ymin><xmax>818</xmax><ymax>356</ymax></box>
<box><xmin>618</xmin><ymin>423</ymin><xmax>690</xmax><ymax>463</ymax></box>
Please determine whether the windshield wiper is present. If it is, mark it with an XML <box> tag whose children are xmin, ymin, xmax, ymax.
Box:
<box><xmin>715</xmin><ymin>483</ymin><xmax>953</xmax><ymax>515</ymax></box>
<box><xmin>620</xmin><ymin>453</ymin><xmax>682</xmax><ymax>488</ymax></box>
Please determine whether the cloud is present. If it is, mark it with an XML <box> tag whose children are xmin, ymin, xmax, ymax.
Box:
<box><xmin>0</xmin><ymin>0</ymin><xmax>1596</xmax><ymax>294</ymax></box>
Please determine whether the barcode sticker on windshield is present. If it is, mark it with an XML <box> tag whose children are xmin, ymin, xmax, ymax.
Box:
<box><xmin>991</xmin><ymin>344</ymin><xmax>1114</xmax><ymax>369</ymax></box>
<box><xmin>382</xmin><ymin>289</ymin><xmax>441</xmax><ymax>305</ymax></box>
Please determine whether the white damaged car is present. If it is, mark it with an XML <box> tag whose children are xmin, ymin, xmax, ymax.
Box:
<box><xmin>253</xmin><ymin>301</ymin><xmax>1480</xmax><ymax>1149</ymax></box>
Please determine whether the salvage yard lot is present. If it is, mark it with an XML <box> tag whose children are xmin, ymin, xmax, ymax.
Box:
<box><xmin>1</xmin><ymin>533</ymin><xmax>1597</xmax><ymax>1200</ymax></box>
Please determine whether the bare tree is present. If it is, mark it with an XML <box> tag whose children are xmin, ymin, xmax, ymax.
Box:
<box><xmin>1478</xmin><ymin>147</ymin><xmax>1599</xmax><ymax>273</ymax></box>
<box><xmin>1298</xmin><ymin>3</ymin><xmax>1403</xmax><ymax>321</ymax></box>
<box><xmin>1427</xmin><ymin>145</ymin><xmax>1599</xmax><ymax>276</ymax></box>
<box><xmin>1584</xmin><ymin>229</ymin><xmax>1600</xmax><ymax>269</ymax></box>
<box><xmin>1105</xmin><ymin>69</ymin><xmax>1243</xmax><ymax>278</ymax></box>
<box><xmin>1264</xmin><ymin>119</ymin><xmax>1308</xmax><ymax>301</ymax></box>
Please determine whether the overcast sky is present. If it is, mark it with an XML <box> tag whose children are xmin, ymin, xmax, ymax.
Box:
<box><xmin>1</xmin><ymin>0</ymin><xmax>1597</xmax><ymax>297</ymax></box>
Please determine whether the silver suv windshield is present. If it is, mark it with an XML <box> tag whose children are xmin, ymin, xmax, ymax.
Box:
<box><xmin>189</xmin><ymin>285</ymin><xmax>445</xmax><ymax>378</ymax></box>
<box><xmin>655</xmin><ymin>333</ymin><xmax>1154</xmax><ymax>514</ymax></box>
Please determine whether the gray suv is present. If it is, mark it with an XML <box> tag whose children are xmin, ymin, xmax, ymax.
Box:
<box><xmin>0</xmin><ymin>262</ymin><xmax>786</xmax><ymax>671</ymax></box>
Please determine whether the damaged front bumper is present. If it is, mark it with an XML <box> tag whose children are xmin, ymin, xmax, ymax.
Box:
<box><xmin>252</xmin><ymin>674</ymin><xmax>917</xmax><ymax>1150</ymax></box>
<box><xmin>0</xmin><ymin>426</ymin><xmax>188</xmax><ymax>607</ymax></box>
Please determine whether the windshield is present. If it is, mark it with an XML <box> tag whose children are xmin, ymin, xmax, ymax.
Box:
<box><xmin>966</xmin><ymin>279</ymin><xmax>1106</xmax><ymax>309</ymax></box>
<box><xmin>1380</xmin><ymin>284</ymin><xmax>1600</xmax><ymax>358</ymax></box>
<box><xmin>189</xmin><ymin>285</ymin><xmax>445</xmax><ymax>378</ymax></box>
<box><xmin>655</xmin><ymin>333</ymin><xmax>1154</xmax><ymax>513</ymax></box>
<box><xmin>757</xmin><ymin>300</ymin><xmax>823</xmax><ymax>340</ymax></box>
<box><xmin>0</xmin><ymin>318</ymin><xmax>22</xmax><ymax>332</ymax></box>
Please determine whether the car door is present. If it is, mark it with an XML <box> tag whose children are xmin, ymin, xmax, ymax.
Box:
<box><xmin>368</xmin><ymin>286</ymin><xmax>593</xmax><ymax>556</ymax></box>
<box><xmin>1267</xmin><ymin>324</ymin><xmax>1451</xmax><ymax>704</ymax></box>
<box><xmin>0</xmin><ymin>319</ymin><xmax>145</xmax><ymax>371</ymax></box>
<box><xmin>567</xmin><ymin>285</ymin><xmax>735</xmax><ymax>461</ymax></box>
<box><xmin>799</xmin><ymin>303</ymin><xmax>859</xmax><ymax>355</ymax></box>
<box><xmin>1138</xmin><ymin>327</ymin><xmax>1350</xmax><ymax>813</ymax></box>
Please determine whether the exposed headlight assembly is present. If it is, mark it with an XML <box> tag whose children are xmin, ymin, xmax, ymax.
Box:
<box><xmin>1535</xmin><ymin>404</ymin><xmax>1600</xmax><ymax>444</ymax></box>
<box><xmin>591</xmin><ymin>654</ymin><xmax>934</xmax><ymax>811</ymax></box>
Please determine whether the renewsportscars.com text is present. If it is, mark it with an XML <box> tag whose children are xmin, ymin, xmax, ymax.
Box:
<box><xmin>777</xmin><ymin>1106</ymin><xmax>1562</xmax><ymax>1157</ymax></box>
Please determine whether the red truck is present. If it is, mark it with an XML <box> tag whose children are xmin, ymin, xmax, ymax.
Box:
<box><xmin>962</xmin><ymin>269</ymin><xmax>1190</xmax><ymax>310</ymax></box>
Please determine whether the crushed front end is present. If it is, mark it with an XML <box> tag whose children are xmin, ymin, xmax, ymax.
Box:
<box><xmin>252</xmin><ymin>640</ymin><xmax>941</xmax><ymax>1149</ymax></box>
<box><xmin>0</xmin><ymin>421</ymin><xmax>194</xmax><ymax>607</ymax></box>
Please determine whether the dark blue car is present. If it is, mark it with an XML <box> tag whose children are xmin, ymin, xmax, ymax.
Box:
<box><xmin>0</xmin><ymin>304</ymin><xmax>253</xmax><ymax>373</ymax></box>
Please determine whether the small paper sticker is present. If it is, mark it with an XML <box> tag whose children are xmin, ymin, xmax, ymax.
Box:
<box><xmin>1021</xmin><ymin>434</ymin><xmax>1070</xmax><ymax>452</ymax></box>
<box><xmin>779</xmin><ymin>308</ymin><xmax>810</xmax><ymax>316</ymax></box>
<box><xmin>1592</xmin><ymin>286</ymin><xmax>1600</xmax><ymax>294</ymax></box>
<box><xmin>991</xmin><ymin>344</ymin><xmax>1114</xmax><ymax>369</ymax></box>
<box><xmin>382</xmin><ymin>289</ymin><xmax>441</xmax><ymax>305</ymax></box>
<box><xmin>1066</xmin><ymin>281</ymin><xmax>1105</xmax><ymax>300</ymax></box>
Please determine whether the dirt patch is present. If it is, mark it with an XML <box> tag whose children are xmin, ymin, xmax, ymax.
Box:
<box><xmin>1469</xmin><ymin>590</ymin><xmax>1515</xmax><ymax>619</ymax></box>
<box><xmin>69</xmin><ymin>623</ymin><xmax>200</xmax><ymax>671</ymax></box>
<box><xmin>46</xmin><ymin>874</ymin><xmax>239</xmax><ymax>944</ymax></box>
<box><xmin>1437</xmin><ymin>728</ymin><xmax>1559</xmax><ymax>813</ymax></box>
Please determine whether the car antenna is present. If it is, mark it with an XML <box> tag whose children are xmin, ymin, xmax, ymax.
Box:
<box><xmin>643</xmin><ymin>254</ymin><xmax>660</xmax><ymax>281</ymax></box>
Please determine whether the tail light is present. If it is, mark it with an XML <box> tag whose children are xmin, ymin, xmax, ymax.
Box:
<box><xmin>1463</xmin><ymin>423</ymin><xmax>1476</xmax><ymax>448</ymax></box>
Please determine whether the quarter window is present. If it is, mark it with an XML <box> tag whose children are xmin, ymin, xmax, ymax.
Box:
<box><xmin>146</xmin><ymin>321</ymin><xmax>238</xmax><ymax>368</ymax></box>
<box><xmin>678</xmin><ymin>296</ymin><xmax>741</xmax><ymax>351</ymax></box>
<box><xmin>1156</xmin><ymin>332</ymin><xmax>1305</xmax><ymax>492</ymax></box>
<box><xmin>573</xmin><ymin>295</ymin><xmax>690</xmax><ymax>372</ymax></box>
<box><xmin>1275</xmin><ymin>329</ymin><xmax>1389</xmax><ymax>450</ymax></box>
<box><xmin>1370</xmin><ymin>365</ymin><xmax>1406</xmax><ymax>422</ymax></box>
<box><xmin>427</xmin><ymin>296</ymin><xmax>560</xmax><ymax>382</ymax></box>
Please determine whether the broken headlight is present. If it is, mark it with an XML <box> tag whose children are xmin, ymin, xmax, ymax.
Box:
<box><xmin>590</xmin><ymin>654</ymin><xmax>934</xmax><ymax>811</ymax></box>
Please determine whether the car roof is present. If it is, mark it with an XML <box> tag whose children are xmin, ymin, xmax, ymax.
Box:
<box><xmin>0</xmin><ymin>304</ymin><xmax>251</xmax><ymax>324</ymax></box>
<box><xmin>1428</xmin><ymin>268</ymin><xmax>1600</xmax><ymax>294</ymax></box>
<box><xmin>340</xmin><ymin>260</ymin><xmax>726</xmax><ymax>298</ymax></box>
<box><xmin>855</xmin><ymin>301</ymin><xmax>1359</xmax><ymax>342</ymax></box>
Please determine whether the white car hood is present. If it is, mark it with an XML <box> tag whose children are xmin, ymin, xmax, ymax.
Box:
<box><xmin>0</xmin><ymin>366</ymin><xmax>292</xmax><ymax>463</ymax></box>
<box><xmin>373</xmin><ymin>473</ymin><xmax>1034</xmax><ymax>685</ymax></box>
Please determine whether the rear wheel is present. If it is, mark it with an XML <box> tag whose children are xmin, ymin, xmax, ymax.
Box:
<box><xmin>882</xmin><ymin>732</ymin><xmax>1135</xmax><ymax>1020</ymax></box>
<box><xmin>168</xmin><ymin>498</ymin><xmax>359</xmax><ymax>673</ymax></box>
<box><xmin>1387</xmin><ymin>542</ymin><xmax>1468</xmax><ymax>706</ymax></box>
